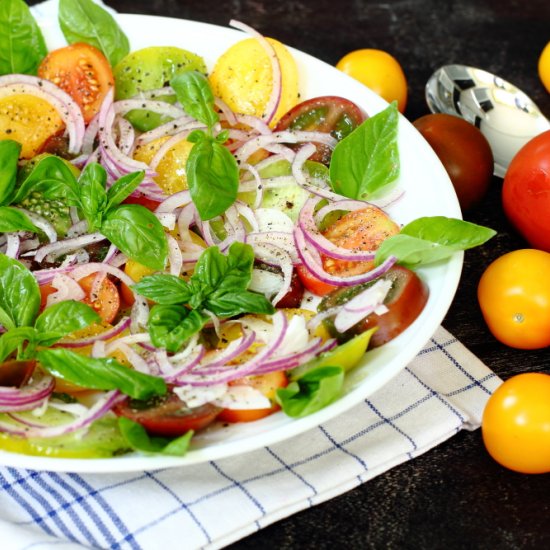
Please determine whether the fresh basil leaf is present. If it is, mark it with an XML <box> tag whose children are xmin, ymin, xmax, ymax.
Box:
<box><xmin>191</xmin><ymin>245</ymin><xmax>228</xmax><ymax>291</ymax></box>
<box><xmin>77</xmin><ymin>162</ymin><xmax>109</xmax><ymax>229</ymax></box>
<box><xmin>58</xmin><ymin>0</ymin><xmax>130</xmax><ymax>66</ymax></box>
<box><xmin>0</xmin><ymin>254</ymin><xmax>40</xmax><ymax>330</ymax></box>
<box><xmin>0</xmin><ymin>140</ymin><xmax>21</xmax><ymax>205</ymax></box>
<box><xmin>0</xmin><ymin>0</ymin><xmax>48</xmax><ymax>75</ymax></box>
<box><xmin>329</xmin><ymin>102</ymin><xmax>399</xmax><ymax>199</ymax></box>
<box><xmin>0</xmin><ymin>206</ymin><xmax>38</xmax><ymax>233</ymax></box>
<box><xmin>375</xmin><ymin>217</ymin><xmax>497</xmax><ymax>268</ymax></box>
<box><xmin>133</xmin><ymin>274</ymin><xmax>192</xmax><ymax>305</ymax></box>
<box><xmin>106</xmin><ymin>171</ymin><xmax>145</xmax><ymax>211</ymax></box>
<box><xmin>12</xmin><ymin>155</ymin><xmax>80</xmax><ymax>205</ymax></box>
<box><xmin>34</xmin><ymin>300</ymin><xmax>100</xmax><ymax>345</ymax></box>
<box><xmin>148</xmin><ymin>305</ymin><xmax>208</xmax><ymax>353</ymax></box>
<box><xmin>101</xmin><ymin>204</ymin><xmax>168</xmax><ymax>270</ymax></box>
<box><xmin>37</xmin><ymin>348</ymin><xmax>167</xmax><ymax>400</ymax></box>
<box><xmin>186</xmin><ymin>138</ymin><xmax>239</xmax><ymax>221</ymax></box>
<box><xmin>118</xmin><ymin>417</ymin><xmax>193</xmax><ymax>456</ymax></box>
<box><xmin>0</xmin><ymin>327</ymin><xmax>37</xmax><ymax>363</ymax></box>
<box><xmin>276</xmin><ymin>366</ymin><xmax>344</xmax><ymax>418</ymax></box>
<box><xmin>206</xmin><ymin>290</ymin><xmax>275</xmax><ymax>317</ymax></box>
<box><xmin>170</xmin><ymin>71</ymin><xmax>219</xmax><ymax>130</ymax></box>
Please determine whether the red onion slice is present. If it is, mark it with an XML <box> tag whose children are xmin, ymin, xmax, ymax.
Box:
<box><xmin>33</xmin><ymin>232</ymin><xmax>106</xmax><ymax>264</ymax></box>
<box><xmin>0</xmin><ymin>371</ymin><xmax>55</xmax><ymax>412</ymax></box>
<box><xmin>58</xmin><ymin>317</ymin><xmax>131</xmax><ymax>348</ymax></box>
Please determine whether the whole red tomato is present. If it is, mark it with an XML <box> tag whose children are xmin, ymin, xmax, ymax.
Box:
<box><xmin>413</xmin><ymin>114</ymin><xmax>494</xmax><ymax>211</ymax></box>
<box><xmin>502</xmin><ymin>130</ymin><xmax>550</xmax><ymax>251</ymax></box>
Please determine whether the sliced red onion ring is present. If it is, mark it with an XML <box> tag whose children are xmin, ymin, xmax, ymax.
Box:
<box><xmin>156</xmin><ymin>190</ymin><xmax>192</xmax><ymax>213</ymax></box>
<box><xmin>149</xmin><ymin>124</ymin><xmax>205</xmax><ymax>170</ymax></box>
<box><xmin>114</xmin><ymin>98</ymin><xmax>185</xmax><ymax>120</ymax></box>
<box><xmin>299</xmin><ymin>197</ymin><xmax>376</xmax><ymax>262</ymax></box>
<box><xmin>194</xmin><ymin>331</ymin><xmax>256</xmax><ymax>375</ymax></box>
<box><xmin>245</xmin><ymin>231</ymin><xmax>299</xmax><ymax>264</ymax></box>
<box><xmin>250</xmin><ymin>241</ymin><xmax>293</xmax><ymax>305</ymax></box>
<box><xmin>164</xmin><ymin>346</ymin><xmax>206</xmax><ymax>383</ymax></box>
<box><xmin>58</xmin><ymin>317</ymin><xmax>131</xmax><ymax>348</ymax></box>
<box><xmin>104</xmin><ymin>341</ymin><xmax>151</xmax><ymax>374</ymax></box>
<box><xmin>14</xmin><ymin>209</ymin><xmax>57</xmax><ymax>243</ymax></box>
<box><xmin>4</xmin><ymin>234</ymin><xmax>20</xmax><ymax>258</ymax></box>
<box><xmin>0</xmin><ymin>371</ymin><xmax>55</xmax><ymax>412</ymax></box>
<box><xmin>0</xmin><ymin>75</ymin><xmax>85</xmax><ymax>154</ymax></box>
<box><xmin>136</xmin><ymin>114</ymin><xmax>196</xmax><ymax>146</ymax></box>
<box><xmin>33</xmin><ymin>232</ymin><xmax>105</xmax><ymax>264</ymax></box>
<box><xmin>230</xmin><ymin>20</ymin><xmax>282</xmax><ymax>125</ymax></box>
<box><xmin>166</xmin><ymin>234</ymin><xmax>183</xmax><ymax>276</ymax></box>
<box><xmin>294</xmin><ymin>226</ymin><xmax>397</xmax><ymax>286</ymax></box>
<box><xmin>46</xmin><ymin>273</ymin><xmax>86</xmax><ymax>307</ymax></box>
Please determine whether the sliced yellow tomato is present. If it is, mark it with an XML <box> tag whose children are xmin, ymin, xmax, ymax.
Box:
<box><xmin>209</xmin><ymin>37</ymin><xmax>299</xmax><ymax>127</ymax></box>
<box><xmin>0</xmin><ymin>94</ymin><xmax>64</xmax><ymax>159</ymax></box>
<box><xmin>133</xmin><ymin>136</ymin><xmax>193</xmax><ymax>195</ymax></box>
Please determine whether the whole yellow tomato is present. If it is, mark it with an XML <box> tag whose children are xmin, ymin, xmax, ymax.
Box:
<box><xmin>478</xmin><ymin>249</ymin><xmax>550</xmax><ymax>349</ymax></box>
<box><xmin>482</xmin><ymin>373</ymin><xmax>550</xmax><ymax>474</ymax></box>
<box><xmin>336</xmin><ymin>49</ymin><xmax>407</xmax><ymax>113</ymax></box>
<box><xmin>539</xmin><ymin>41</ymin><xmax>550</xmax><ymax>93</ymax></box>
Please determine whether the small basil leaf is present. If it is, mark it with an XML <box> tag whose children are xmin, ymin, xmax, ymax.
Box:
<box><xmin>0</xmin><ymin>207</ymin><xmax>38</xmax><ymax>233</ymax></box>
<box><xmin>118</xmin><ymin>417</ymin><xmax>193</xmax><ymax>456</ymax></box>
<box><xmin>0</xmin><ymin>254</ymin><xmax>40</xmax><ymax>329</ymax></box>
<box><xmin>0</xmin><ymin>140</ymin><xmax>21</xmax><ymax>205</ymax></box>
<box><xmin>34</xmin><ymin>300</ymin><xmax>100</xmax><ymax>344</ymax></box>
<box><xmin>0</xmin><ymin>0</ymin><xmax>47</xmax><ymax>75</ymax></box>
<box><xmin>106</xmin><ymin>171</ymin><xmax>145</xmax><ymax>211</ymax></box>
<box><xmin>186</xmin><ymin>138</ymin><xmax>239</xmax><ymax>221</ymax></box>
<box><xmin>37</xmin><ymin>348</ymin><xmax>167</xmax><ymax>400</ymax></box>
<box><xmin>275</xmin><ymin>366</ymin><xmax>344</xmax><ymax>418</ymax></box>
<box><xmin>101</xmin><ymin>204</ymin><xmax>168</xmax><ymax>270</ymax></box>
<box><xmin>133</xmin><ymin>274</ymin><xmax>192</xmax><ymax>305</ymax></box>
<box><xmin>0</xmin><ymin>327</ymin><xmax>37</xmax><ymax>363</ymax></box>
<box><xmin>205</xmin><ymin>290</ymin><xmax>275</xmax><ymax>317</ymax></box>
<box><xmin>191</xmin><ymin>245</ymin><xmax>228</xmax><ymax>290</ymax></box>
<box><xmin>329</xmin><ymin>102</ymin><xmax>399</xmax><ymax>199</ymax></box>
<box><xmin>58</xmin><ymin>0</ymin><xmax>130</xmax><ymax>66</ymax></box>
<box><xmin>78</xmin><ymin>163</ymin><xmax>108</xmax><ymax>229</ymax></box>
<box><xmin>170</xmin><ymin>71</ymin><xmax>219</xmax><ymax>130</ymax></box>
<box><xmin>148</xmin><ymin>305</ymin><xmax>208</xmax><ymax>353</ymax></box>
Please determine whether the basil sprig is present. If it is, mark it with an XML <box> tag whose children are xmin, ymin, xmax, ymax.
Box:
<box><xmin>0</xmin><ymin>255</ymin><xmax>100</xmax><ymax>361</ymax></box>
<box><xmin>0</xmin><ymin>0</ymin><xmax>47</xmax><ymax>75</ymax></box>
<box><xmin>19</xmin><ymin>157</ymin><xmax>168</xmax><ymax>270</ymax></box>
<box><xmin>374</xmin><ymin>216</ymin><xmax>497</xmax><ymax>268</ymax></box>
<box><xmin>170</xmin><ymin>71</ymin><xmax>239</xmax><ymax>220</ymax></box>
<box><xmin>133</xmin><ymin>242</ymin><xmax>275</xmax><ymax>352</ymax></box>
<box><xmin>329</xmin><ymin>102</ymin><xmax>400</xmax><ymax>199</ymax></box>
<box><xmin>0</xmin><ymin>141</ymin><xmax>39</xmax><ymax>233</ymax></box>
<box><xmin>37</xmin><ymin>349</ymin><xmax>166</xmax><ymax>400</ymax></box>
<box><xmin>58</xmin><ymin>0</ymin><xmax>130</xmax><ymax>66</ymax></box>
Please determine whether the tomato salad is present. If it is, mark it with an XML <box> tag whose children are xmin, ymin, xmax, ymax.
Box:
<box><xmin>0</xmin><ymin>0</ymin><xmax>495</xmax><ymax>458</ymax></box>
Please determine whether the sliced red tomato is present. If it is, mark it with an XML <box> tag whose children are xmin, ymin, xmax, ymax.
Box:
<box><xmin>296</xmin><ymin>264</ymin><xmax>337</xmax><ymax>296</ymax></box>
<box><xmin>113</xmin><ymin>393</ymin><xmax>222</xmax><ymax>437</ymax></box>
<box><xmin>40</xmin><ymin>273</ymin><xmax>120</xmax><ymax>324</ymax></box>
<box><xmin>38</xmin><ymin>43</ymin><xmax>114</xmax><ymax>124</ymax></box>
<box><xmin>275</xmin><ymin>96</ymin><xmax>365</xmax><ymax>164</ymax></box>
<box><xmin>122</xmin><ymin>193</ymin><xmax>162</xmax><ymax>212</ymax></box>
<box><xmin>218</xmin><ymin>371</ymin><xmax>288</xmax><ymax>423</ymax></box>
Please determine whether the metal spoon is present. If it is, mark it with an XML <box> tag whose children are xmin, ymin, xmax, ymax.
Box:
<box><xmin>425</xmin><ymin>64</ymin><xmax>550</xmax><ymax>177</ymax></box>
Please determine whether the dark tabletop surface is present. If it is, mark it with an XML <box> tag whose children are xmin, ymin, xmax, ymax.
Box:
<box><xmin>32</xmin><ymin>0</ymin><xmax>550</xmax><ymax>547</ymax></box>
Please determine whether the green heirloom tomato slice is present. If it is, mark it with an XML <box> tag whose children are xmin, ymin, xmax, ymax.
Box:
<box><xmin>114</xmin><ymin>46</ymin><xmax>207</xmax><ymax>131</ymax></box>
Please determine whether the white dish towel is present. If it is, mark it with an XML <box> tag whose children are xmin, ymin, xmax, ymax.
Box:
<box><xmin>0</xmin><ymin>326</ymin><xmax>501</xmax><ymax>550</ymax></box>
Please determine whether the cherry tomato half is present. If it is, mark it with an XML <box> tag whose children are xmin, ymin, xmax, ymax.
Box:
<box><xmin>113</xmin><ymin>393</ymin><xmax>222</xmax><ymax>437</ymax></box>
<box><xmin>38</xmin><ymin>43</ymin><xmax>114</xmax><ymax>124</ymax></box>
<box><xmin>502</xmin><ymin>130</ymin><xmax>550</xmax><ymax>251</ymax></box>
<box><xmin>413</xmin><ymin>113</ymin><xmax>494</xmax><ymax>211</ymax></box>
<box><xmin>482</xmin><ymin>373</ymin><xmax>550</xmax><ymax>474</ymax></box>
<box><xmin>274</xmin><ymin>96</ymin><xmax>365</xmax><ymax>164</ymax></box>
<box><xmin>478</xmin><ymin>249</ymin><xmax>550</xmax><ymax>349</ymax></box>
<box><xmin>336</xmin><ymin>49</ymin><xmax>407</xmax><ymax>113</ymax></box>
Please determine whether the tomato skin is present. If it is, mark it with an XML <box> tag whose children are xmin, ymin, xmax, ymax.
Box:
<box><xmin>0</xmin><ymin>360</ymin><xmax>35</xmax><ymax>387</ymax></box>
<box><xmin>336</xmin><ymin>49</ymin><xmax>407</xmax><ymax>113</ymax></box>
<box><xmin>275</xmin><ymin>270</ymin><xmax>305</xmax><ymax>308</ymax></box>
<box><xmin>296</xmin><ymin>264</ymin><xmax>337</xmax><ymax>296</ymax></box>
<box><xmin>113</xmin><ymin>394</ymin><xmax>222</xmax><ymax>437</ymax></box>
<box><xmin>413</xmin><ymin>114</ymin><xmax>494</xmax><ymax>211</ymax></box>
<box><xmin>482</xmin><ymin>373</ymin><xmax>550</xmax><ymax>474</ymax></box>
<box><xmin>539</xmin><ymin>41</ymin><xmax>550</xmax><ymax>93</ymax></box>
<box><xmin>478</xmin><ymin>249</ymin><xmax>550</xmax><ymax>349</ymax></box>
<box><xmin>274</xmin><ymin>96</ymin><xmax>365</xmax><ymax>164</ymax></box>
<box><xmin>122</xmin><ymin>194</ymin><xmax>161</xmax><ymax>212</ymax></box>
<box><xmin>38</xmin><ymin>43</ymin><xmax>114</xmax><ymax>124</ymax></box>
<box><xmin>502</xmin><ymin>131</ymin><xmax>550</xmax><ymax>251</ymax></box>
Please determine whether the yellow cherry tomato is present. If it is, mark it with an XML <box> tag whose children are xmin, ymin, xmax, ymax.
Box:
<box><xmin>209</xmin><ymin>37</ymin><xmax>299</xmax><ymax>127</ymax></box>
<box><xmin>538</xmin><ymin>41</ymin><xmax>550</xmax><ymax>93</ymax></box>
<box><xmin>0</xmin><ymin>94</ymin><xmax>64</xmax><ymax>158</ymax></box>
<box><xmin>477</xmin><ymin>249</ymin><xmax>550</xmax><ymax>349</ymax></box>
<box><xmin>133</xmin><ymin>136</ymin><xmax>193</xmax><ymax>195</ymax></box>
<box><xmin>482</xmin><ymin>373</ymin><xmax>550</xmax><ymax>474</ymax></box>
<box><xmin>336</xmin><ymin>49</ymin><xmax>407</xmax><ymax>113</ymax></box>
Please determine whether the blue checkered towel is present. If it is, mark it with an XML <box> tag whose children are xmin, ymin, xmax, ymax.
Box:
<box><xmin>0</xmin><ymin>326</ymin><xmax>501</xmax><ymax>550</ymax></box>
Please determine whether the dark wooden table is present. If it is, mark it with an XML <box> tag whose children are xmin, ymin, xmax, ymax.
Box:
<box><xmin>34</xmin><ymin>0</ymin><xmax>550</xmax><ymax>547</ymax></box>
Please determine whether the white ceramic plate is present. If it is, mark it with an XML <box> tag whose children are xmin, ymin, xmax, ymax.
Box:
<box><xmin>0</xmin><ymin>13</ymin><xmax>462</xmax><ymax>472</ymax></box>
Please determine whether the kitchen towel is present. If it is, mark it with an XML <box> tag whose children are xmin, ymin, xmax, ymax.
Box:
<box><xmin>0</xmin><ymin>325</ymin><xmax>501</xmax><ymax>550</ymax></box>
